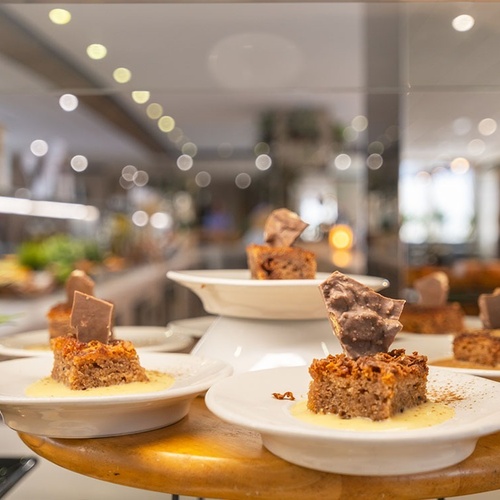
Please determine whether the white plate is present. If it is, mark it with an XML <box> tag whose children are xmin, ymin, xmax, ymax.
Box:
<box><xmin>205</xmin><ymin>365</ymin><xmax>500</xmax><ymax>476</ymax></box>
<box><xmin>0</xmin><ymin>326</ymin><xmax>193</xmax><ymax>358</ymax></box>
<box><xmin>0</xmin><ymin>353</ymin><xmax>232</xmax><ymax>438</ymax></box>
<box><xmin>166</xmin><ymin>315</ymin><xmax>216</xmax><ymax>339</ymax></box>
<box><xmin>167</xmin><ymin>269</ymin><xmax>389</xmax><ymax>320</ymax></box>
<box><xmin>395</xmin><ymin>332</ymin><xmax>500</xmax><ymax>380</ymax></box>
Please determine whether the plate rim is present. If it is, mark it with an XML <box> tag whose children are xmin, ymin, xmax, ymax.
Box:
<box><xmin>167</xmin><ymin>269</ymin><xmax>390</xmax><ymax>289</ymax></box>
<box><xmin>0</xmin><ymin>352</ymin><xmax>233</xmax><ymax>405</ymax></box>
<box><xmin>0</xmin><ymin>326</ymin><xmax>193</xmax><ymax>358</ymax></box>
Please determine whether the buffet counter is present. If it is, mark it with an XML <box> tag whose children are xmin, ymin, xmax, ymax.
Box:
<box><xmin>0</xmin><ymin>238</ymin><xmax>205</xmax><ymax>339</ymax></box>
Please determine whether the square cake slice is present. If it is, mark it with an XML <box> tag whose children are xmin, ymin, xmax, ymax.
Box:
<box><xmin>453</xmin><ymin>330</ymin><xmax>500</xmax><ymax>367</ymax></box>
<box><xmin>51</xmin><ymin>336</ymin><xmax>149</xmax><ymax>390</ymax></box>
<box><xmin>307</xmin><ymin>349</ymin><xmax>428</xmax><ymax>420</ymax></box>
<box><xmin>246</xmin><ymin>244</ymin><xmax>316</xmax><ymax>280</ymax></box>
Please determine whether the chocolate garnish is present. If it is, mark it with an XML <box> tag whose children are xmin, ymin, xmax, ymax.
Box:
<box><xmin>66</xmin><ymin>270</ymin><xmax>95</xmax><ymax>306</ymax></box>
<box><xmin>478</xmin><ymin>289</ymin><xmax>500</xmax><ymax>329</ymax></box>
<box><xmin>320</xmin><ymin>271</ymin><xmax>405</xmax><ymax>358</ymax></box>
<box><xmin>264</xmin><ymin>208</ymin><xmax>308</xmax><ymax>247</ymax></box>
<box><xmin>70</xmin><ymin>291</ymin><xmax>113</xmax><ymax>344</ymax></box>
<box><xmin>414</xmin><ymin>271</ymin><xmax>449</xmax><ymax>306</ymax></box>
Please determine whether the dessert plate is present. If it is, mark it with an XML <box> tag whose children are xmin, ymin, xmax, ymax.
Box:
<box><xmin>0</xmin><ymin>326</ymin><xmax>193</xmax><ymax>358</ymax></box>
<box><xmin>395</xmin><ymin>332</ymin><xmax>500</xmax><ymax>380</ymax></box>
<box><xmin>167</xmin><ymin>269</ymin><xmax>389</xmax><ymax>320</ymax></box>
<box><xmin>205</xmin><ymin>365</ymin><xmax>500</xmax><ymax>476</ymax></box>
<box><xmin>0</xmin><ymin>353</ymin><xmax>232</xmax><ymax>438</ymax></box>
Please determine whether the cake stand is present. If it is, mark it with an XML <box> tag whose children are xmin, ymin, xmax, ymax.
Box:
<box><xmin>167</xmin><ymin>270</ymin><xmax>389</xmax><ymax>373</ymax></box>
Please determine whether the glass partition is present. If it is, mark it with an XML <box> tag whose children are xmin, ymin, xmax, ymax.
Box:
<box><xmin>0</xmin><ymin>2</ymin><xmax>499</xmax><ymax>299</ymax></box>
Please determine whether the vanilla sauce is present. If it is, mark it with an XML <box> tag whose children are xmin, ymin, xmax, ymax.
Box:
<box><xmin>25</xmin><ymin>370</ymin><xmax>175</xmax><ymax>398</ymax></box>
<box><xmin>290</xmin><ymin>399</ymin><xmax>454</xmax><ymax>431</ymax></box>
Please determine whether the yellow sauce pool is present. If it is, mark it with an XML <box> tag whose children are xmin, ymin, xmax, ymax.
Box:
<box><xmin>290</xmin><ymin>399</ymin><xmax>454</xmax><ymax>431</ymax></box>
<box><xmin>25</xmin><ymin>370</ymin><xmax>175</xmax><ymax>398</ymax></box>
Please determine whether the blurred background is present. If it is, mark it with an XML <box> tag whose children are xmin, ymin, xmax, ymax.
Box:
<box><xmin>1</xmin><ymin>1</ymin><xmax>500</xmax><ymax>321</ymax></box>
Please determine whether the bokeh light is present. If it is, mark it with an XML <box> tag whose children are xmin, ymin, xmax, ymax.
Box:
<box><xmin>235</xmin><ymin>172</ymin><xmax>251</xmax><ymax>189</ymax></box>
<box><xmin>59</xmin><ymin>94</ymin><xmax>78</xmax><ymax>112</ymax></box>
<box><xmin>49</xmin><ymin>8</ymin><xmax>71</xmax><ymax>25</ymax></box>
<box><xmin>70</xmin><ymin>155</ymin><xmax>88</xmax><ymax>172</ymax></box>
<box><xmin>113</xmin><ymin>67</ymin><xmax>132</xmax><ymax>83</ymax></box>
<box><xmin>131</xmin><ymin>91</ymin><xmax>150</xmax><ymax>104</ymax></box>
<box><xmin>30</xmin><ymin>139</ymin><xmax>49</xmax><ymax>157</ymax></box>
<box><xmin>86</xmin><ymin>44</ymin><xmax>107</xmax><ymax>60</ymax></box>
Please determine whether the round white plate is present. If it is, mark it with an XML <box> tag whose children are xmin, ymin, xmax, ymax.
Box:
<box><xmin>0</xmin><ymin>353</ymin><xmax>232</xmax><ymax>438</ymax></box>
<box><xmin>166</xmin><ymin>315</ymin><xmax>216</xmax><ymax>339</ymax></box>
<box><xmin>395</xmin><ymin>331</ymin><xmax>500</xmax><ymax>380</ymax></box>
<box><xmin>167</xmin><ymin>269</ymin><xmax>389</xmax><ymax>320</ymax></box>
<box><xmin>205</xmin><ymin>365</ymin><xmax>500</xmax><ymax>476</ymax></box>
<box><xmin>0</xmin><ymin>326</ymin><xmax>193</xmax><ymax>358</ymax></box>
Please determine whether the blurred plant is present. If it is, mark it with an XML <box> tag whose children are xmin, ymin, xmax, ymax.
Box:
<box><xmin>17</xmin><ymin>234</ymin><xmax>104</xmax><ymax>284</ymax></box>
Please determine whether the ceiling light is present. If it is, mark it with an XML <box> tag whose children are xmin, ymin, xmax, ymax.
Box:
<box><xmin>121</xmin><ymin>164</ymin><xmax>137</xmax><ymax>181</ymax></box>
<box><xmin>255</xmin><ymin>154</ymin><xmax>272</xmax><ymax>171</ymax></box>
<box><xmin>133</xmin><ymin>170</ymin><xmax>149</xmax><ymax>187</ymax></box>
<box><xmin>59</xmin><ymin>94</ymin><xmax>78</xmax><ymax>112</ymax></box>
<box><xmin>235</xmin><ymin>172</ymin><xmax>251</xmax><ymax>189</ymax></box>
<box><xmin>131</xmin><ymin>91</ymin><xmax>150</xmax><ymax>104</ymax></box>
<box><xmin>366</xmin><ymin>153</ymin><xmax>383</xmax><ymax>170</ymax></box>
<box><xmin>70</xmin><ymin>155</ymin><xmax>88</xmax><ymax>172</ymax></box>
<box><xmin>478</xmin><ymin>118</ymin><xmax>497</xmax><ymax>136</ymax></box>
<box><xmin>177</xmin><ymin>154</ymin><xmax>193</xmax><ymax>171</ymax></box>
<box><xmin>351</xmin><ymin>115</ymin><xmax>368</xmax><ymax>132</ymax></box>
<box><xmin>132</xmin><ymin>210</ymin><xmax>148</xmax><ymax>227</ymax></box>
<box><xmin>182</xmin><ymin>142</ymin><xmax>198</xmax><ymax>157</ymax></box>
<box><xmin>450</xmin><ymin>157</ymin><xmax>470</xmax><ymax>174</ymax></box>
<box><xmin>119</xmin><ymin>177</ymin><xmax>134</xmax><ymax>190</ymax></box>
<box><xmin>113</xmin><ymin>67</ymin><xmax>132</xmax><ymax>84</ymax></box>
<box><xmin>86</xmin><ymin>44</ymin><xmax>107</xmax><ymax>60</ymax></box>
<box><xmin>254</xmin><ymin>142</ymin><xmax>270</xmax><ymax>155</ymax></box>
<box><xmin>367</xmin><ymin>141</ymin><xmax>384</xmax><ymax>155</ymax></box>
<box><xmin>146</xmin><ymin>103</ymin><xmax>163</xmax><ymax>119</ymax></box>
<box><xmin>452</xmin><ymin>14</ymin><xmax>475</xmax><ymax>32</ymax></box>
<box><xmin>49</xmin><ymin>8</ymin><xmax>71</xmax><ymax>25</ymax></box>
<box><xmin>334</xmin><ymin>153</ymin><xmax>351</xmax><ymax>170</ymax></box>
<box><xmin>158</xmin><ymin>116</ymin><xmax>175</xmax><ymax>133</ymax></box>
<box><xmin>195</xmin><ymin>171</ymin><xmax>211</xmax><ymax>188</ymax></box>
<box><xmin>467</xmin><ymin>139</ymin><xmax>485</xmax><ymax>156</ymax></box>
<box><xmin>30</xmin><ymin>139</ymin><xmax>48</xmax><ymax>157</ymax></box>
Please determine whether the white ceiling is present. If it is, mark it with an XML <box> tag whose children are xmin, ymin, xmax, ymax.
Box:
<box><xmin>1</xmin><ymin>2</ymin><xmax>500</xmax><ymax>185</ymax></box>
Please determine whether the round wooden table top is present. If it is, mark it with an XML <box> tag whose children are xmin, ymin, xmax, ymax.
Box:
<box><xmin>19</xmin><ymin>397</ymin><xmax>500</xmax><ymax>500</ymax></box>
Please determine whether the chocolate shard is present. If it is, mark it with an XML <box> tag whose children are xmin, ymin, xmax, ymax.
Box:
<box><xmin>66</xmin><ymin>270</ymin><xmax>95</xmax><ymax>306</ymax></box>
<box><xmin>264</xmin><ymin>208</ymin><xmax>308</xmax><ymax>247</ymax></box>
<box><xmin>478</xmin><ymin>291</ymin><xmax>500</xmax><ymax>329</ymax></box>
<box><xmin>320</xmin><ymin>271</ymin><xmax>405</xmax><ymax>358</ymax></box>
<box><xmin>70</xmin><ymin>291</ymin><xmax>113</xmax><ymax>344</ymax></box>
<box><xmin>414</xmin><ymin>271</ymin><xmax>449</xmax><ymax>306</ymax></box>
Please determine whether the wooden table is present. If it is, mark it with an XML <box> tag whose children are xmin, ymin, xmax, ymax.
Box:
<box><xmin>19</xmin><ymin>397</ymin><xmax>500</xmax><ymax>500</ymax></box>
